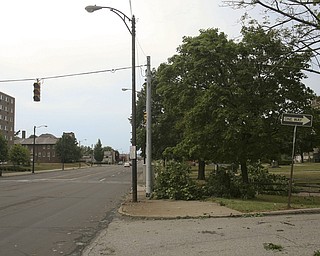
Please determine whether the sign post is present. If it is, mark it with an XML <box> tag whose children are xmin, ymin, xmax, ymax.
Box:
<box><xmin>281</xmin><ymin>113</ymin><xmax>313</xmax><ymax>208</ymax></box>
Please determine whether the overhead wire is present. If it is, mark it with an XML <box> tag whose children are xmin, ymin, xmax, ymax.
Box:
<box><xmin>0</xmin><ymin>65</ymin><xmax>146</xmax><ymax>84</ymax></box>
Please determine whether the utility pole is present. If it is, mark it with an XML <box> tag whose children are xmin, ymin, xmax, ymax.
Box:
<box><xmin>146</xmin><ymin>56</ymin><xmax>152</xmax><ymax>197</ymax></box>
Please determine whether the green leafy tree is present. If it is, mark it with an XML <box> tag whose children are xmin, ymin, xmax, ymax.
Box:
<box><xmin>0</xmin><ymin>133</ymin><xmax>8</xmax><ymax>162</ymax></box>
<box><xmin>136</xmin><ymin>87</ymin><xmax>147</xmax><ymax>159</ymax></box>
<box><xmin>155</xmin><ymin>26</ymin><xmax>315</xmax><ymax>183</ymax></box>
<box><xmin>9</xmin><ymin>144</ymin><xmax>30</xmax><ymax>166</ymax></box>
<box><xmin>136</xmin><ymin>69</ymin><xmax>178</xmax><ymax>162</ymax></box>
<box><xmin>56</xmin><ymin>134</ymin><xmax>80</xmax><ymax>163</ymax></box>
<box><xmin>94</xmin><ymin>139</ymin><xmax>104</xmax><ymax>163</ymax></box>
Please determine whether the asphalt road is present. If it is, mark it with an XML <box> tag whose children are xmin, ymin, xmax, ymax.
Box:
<box><xmin>0</xmin><ymin>165</ymin><xmax>131</xmax><ymax>256</ymax></box>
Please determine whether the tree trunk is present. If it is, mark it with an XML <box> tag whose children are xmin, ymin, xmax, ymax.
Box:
<box><xmin>300</xmin><ymin>152</ymin><xmax>304</xmax><ymax>163</ymax></box>
<box><xmin>198</xmin><ymin>160</ymin><xmax>206</xmax><ymax>180</ymax></box>
<box><xmin>240</xmin><ymin>160</ymin><xmax>249</xmax><ymax>184</ymax></box>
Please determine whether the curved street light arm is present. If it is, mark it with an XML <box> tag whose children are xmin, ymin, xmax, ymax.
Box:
<box><xmin>85</xmin><ymin>5</ymin><xmax>132</xmax><ymax>34</ymax></box>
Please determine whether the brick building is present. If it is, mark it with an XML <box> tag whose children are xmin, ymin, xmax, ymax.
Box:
<box><xmin>15</xmin><ymin>133</ymin><xmax>60</xmax><ymax>163</ymax></box>
<box><xmin>0</xmin><ymin>91</ymin><xmax>15</xmax><ymax>146</ymax></box>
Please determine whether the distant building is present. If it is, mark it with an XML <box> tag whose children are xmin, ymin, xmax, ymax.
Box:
<box><xmin>0</xmin><ymin>91</ymin><xmax>15</xmax><ymax>146</ymax></box>
<box><xmin>102</xmin><ymin>150</ymin><xmax>116</xmax><ymax>164</ymax></box>
<box><xmin>15</xmin><ymin>133</ymin><xmax>60</xmax><ymax>163</ymax></box>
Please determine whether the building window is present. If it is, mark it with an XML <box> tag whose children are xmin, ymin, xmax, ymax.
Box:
<box><xmin>38</xmin><ymin>152</ymin><xmax>41</xmax><ymax>157</ymax></box>
<box><xmin>47</xmin><ymin>152</ymin><xmax>50</xmax><ymax>158</ymax></box>
<box><xmin>47</xmin><ymin>145</ymin><xmax>51</xmax><ymax>149</ymax></box>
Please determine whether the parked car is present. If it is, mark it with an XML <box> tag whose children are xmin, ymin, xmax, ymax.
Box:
<box><xmin>124</xmin><ymin>162</ymin><xmax>130</xmax><ymax>167</ymax></box>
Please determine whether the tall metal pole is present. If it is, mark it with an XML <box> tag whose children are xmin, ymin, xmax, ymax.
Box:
<box><xmin>131</xmin><ymin>16</ymin><xmax>138</xmax><ymax>202</ymax></box>
<box><xmin>85</xmin><ymin>5</ymin><xmax>137</xmax><ymax>202</ymax></box>
<box><xmin>146</xmin><ymin>56</ymin><xmax>152</xmax><ymax>197</ymax></box>
<box><xmin>288</xmin><ymin>125</ymin><xmax>297</xmax><ymax>208</ymax></box>
<box><xmin>32</xmin><ymin>126</ymin><xmax>36</xmax><ymax>174</ymax></box>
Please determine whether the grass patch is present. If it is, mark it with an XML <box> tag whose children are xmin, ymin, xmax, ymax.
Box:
<box><xmin>211</xmin><ymin>194</ymin><xmax>320</xmax><ymax>213</ymax></box>
<box><xmin>268</xmin><ymin>163</ymin><xmax>320</xmax><ymax>183</ymax></box>
<box><xmin>33</xmin><ymin>162</ymin><xmax>83</xmax><ymax>171</ymax></box>
<box><xmin>1</xmin><ymin>163</ymin><xmax>86</xmax><ymax>173</ymax></box>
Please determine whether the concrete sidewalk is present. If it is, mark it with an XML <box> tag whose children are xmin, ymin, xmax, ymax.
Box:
<box><xmin>119</xmin><ymin>185</ymin><xmax>320</xmax><ymax>219</ymax></box>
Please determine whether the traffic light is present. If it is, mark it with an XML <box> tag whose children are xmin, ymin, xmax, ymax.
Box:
<box><xmin>143</xmin><ymin>111</ymin><xmax>147</xmax><ymax>122</ymax></box>
<box><xmin>33</xmin><ymin>82</ymin><xmax>40</xmax><ymax>102</ymax></box>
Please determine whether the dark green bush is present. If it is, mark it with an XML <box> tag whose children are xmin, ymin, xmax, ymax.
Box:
<box><xmin>152</xmin><ymin>161</ymin><xmax>289</xmax><ymax>201</ymax></box>
<box><xmin>248</xmin><ymin>163</ymin><xmax>289</xmax><ymax>195</ymax></box>
<box><xmin>153</xmin><ymin>161</ymin><xmax>202</xmax><ymax>200</ymax></box>
<box><xmin>204</xmin><ymin>163</ymin><xmax>288</xmax><ymax>199</ymax></box>
<box><xmin>204</xmin><ymin>167</ymin><xmax>255</xmax><ymax>199</ymax></box>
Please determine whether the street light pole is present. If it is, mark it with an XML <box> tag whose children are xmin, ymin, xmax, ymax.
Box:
<box><xmin>146</xmin><ymin>56</ymin><xmax>152</xmax><ymax>197</ymax></box>
<box><xmin>85</xmin><ymin>5</ymin><xmax>138</xmax><ymax>202</ymax></box>
<box><xmin>32</xmin><ymin>126</ymin><xmax>36</xmax><ymax>174</ymax></box>
<box><xmin>32</xmin><ymin>125</ymin><xmax>47</xmax><ymax>174</ymax></box>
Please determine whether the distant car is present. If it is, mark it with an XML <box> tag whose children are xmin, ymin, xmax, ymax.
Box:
<box><xmin>124</xmin><ymin>162</ymin><xmax>130</xmax><ymax>167</ymax></box>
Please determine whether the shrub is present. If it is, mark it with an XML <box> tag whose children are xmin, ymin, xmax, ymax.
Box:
<box><xmin>153</xmin><ymin>161</ymin><xmax>202</xmax><ymax>200</ymax></box>
<box><xmin>248</xmin><ymin>163</ymin><xmax>289</xmax><ymax>195</ymax></box>
<box><xmin>204</xmin><ymin>167</ymin><xmax>255</xmax><ymax>199</ymax></box>
<box><xmin>204</xmin><ymin>163</ymin><xmax>288</xmax><ymax>199</ymax></box>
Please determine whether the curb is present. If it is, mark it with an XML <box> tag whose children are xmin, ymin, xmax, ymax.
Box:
<box><xmin>118</xmin><ymin>201</ymin><xmax>320</xmax><ymax>220</ymax></box>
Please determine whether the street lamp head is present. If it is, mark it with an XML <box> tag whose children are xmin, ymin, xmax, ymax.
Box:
<box><xmin>122</xmin><ymin>88</ymin><xmax>131</xmax><ymax>91</ymax></box>
<box><xmin>85</xmin><ymin>5</ymin><xmax>103</xmax><ymax>13</ymax></box>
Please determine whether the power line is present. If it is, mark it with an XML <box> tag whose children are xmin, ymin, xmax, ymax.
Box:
<box><xmin>0</xmin><ymin>65</ymin><xmax>146</xmax><ymax>83</ymax></box>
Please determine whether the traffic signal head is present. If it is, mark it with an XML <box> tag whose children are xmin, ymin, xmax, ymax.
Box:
<box><xmin>144</xmin><ymin>111</ymin><xmax>147</xmax><ymax>122</ymax></box>
<box><xmin>33</xmin><ymin>82</ymin><xmax>40</xmax><ymax>102</ymax></box>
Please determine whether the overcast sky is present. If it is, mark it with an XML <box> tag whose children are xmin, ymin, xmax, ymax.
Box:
<box><xmin>1</xmin><ymin>0</ymin><xmax>319</xmax><ymax>153</ymax></box>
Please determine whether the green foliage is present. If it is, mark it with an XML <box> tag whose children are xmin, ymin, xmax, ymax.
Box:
<box><xmin>55</xmin><ymin>134</ymin><xmax>80</xmax><ymax>163</ymax></box>
<box><xmin>248</xmin><ymin>163</ymin><xmax>289</xmax><ymax>195</ymax></box>
<box><xmin>148</xmin><ymin>26</ymin><xmax>315</xmax><ymax>185</ymax></box>
<box><xmin>153</xmin><ymin>161</ymin><xmax>202</xmax><ymax>200</ymax></box>
<box><xmin>94</xmin><ymin>139</ymin><xmax>104</xmax><ymax>163</ymax></box>
<box><xmin>204</xmin><ymin>166</ymin><xmax>255</xmax><ymax>199</ymax></box>
<box><xmin>0</xmin><ymin>133</ymin><xmax>8</xmax><ymax>162</ymax></box>
<box><xmin>314</xmin><ymin>250</ymin><xmax>320</xmax><ymax>256</ymax></box>
<box><xmin>9</xmin><ymin>144</ymin><xmax>30</xmax><ymax>166</ymax></box>
<box><xmin>263</xmin><ymin>243</ymin><xmax>283</xmax><ymax>252</ymax></box>
<box><xmin>152</xmin><ymin>160</ymin><xmax>301</xmax><ymax>201</ymax></box>
<box><xmin>204</xmin><ymin>163</ymin><xmax>288</xmax><ymax>199</ymax></box>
